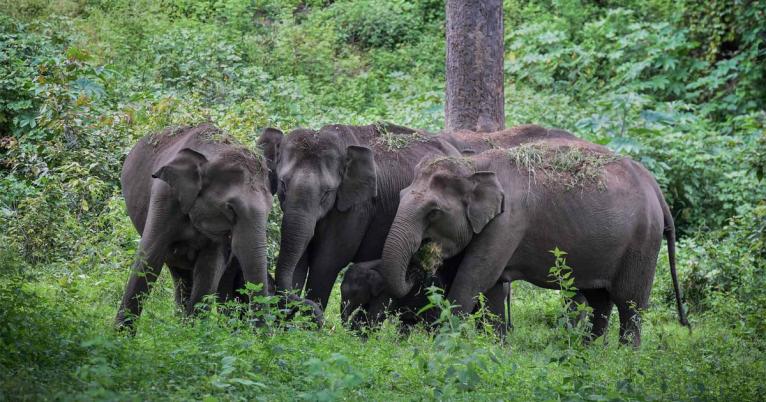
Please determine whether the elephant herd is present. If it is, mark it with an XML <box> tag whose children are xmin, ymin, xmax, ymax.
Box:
<box><xmin>115</xmin><ymin>122</ymin><xmax>689</xmax><ymax>346</ymax></box>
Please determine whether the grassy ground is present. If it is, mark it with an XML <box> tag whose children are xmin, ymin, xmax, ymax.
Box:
<box><xmin>2</xmin><ymin>245</ymin><xmax>764</xmax><ymax>401</ymax></box>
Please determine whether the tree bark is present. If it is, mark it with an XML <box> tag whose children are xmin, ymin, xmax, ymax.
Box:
<box><xmin>445</xmin><ymin>0</ymin><xmax>505</xmax><ymax>133</ymax></box>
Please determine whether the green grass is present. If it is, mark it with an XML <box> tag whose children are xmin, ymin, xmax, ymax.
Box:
<box><xmin>2</xmin><ymin>245</ymin><xmax>764</xmax><ymax>401</ymax></box>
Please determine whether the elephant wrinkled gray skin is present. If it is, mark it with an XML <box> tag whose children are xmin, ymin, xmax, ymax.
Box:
<box><xmin>378</xmin><ymin>139</ymin><xmax>689</xmax><ymax>347</ymax></box>
<box><xmin>256</xmin><ymin>123</ymin><xmax>461</xmax><ymax>309</ymax></box>
<box><xmin>339</xmin><ymin>125</ymin><xmax>588</xmax><ymax>332</ymax></box>
<box><xmin>116</xmin><ymin>124</ymin><xmax>277</xmax><ymax>330</ymax></box>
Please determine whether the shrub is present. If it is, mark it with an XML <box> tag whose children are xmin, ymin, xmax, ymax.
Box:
<box><xmin>331</xmin><ymin>0</ymin><xmax>423</xmax><ymax>49</ymax></box>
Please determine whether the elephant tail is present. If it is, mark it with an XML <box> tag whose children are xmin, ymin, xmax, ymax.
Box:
<box><xmin>661</xmin><ymin>195</ymin><xmax>691</xmax><ymax>330</ymax></box>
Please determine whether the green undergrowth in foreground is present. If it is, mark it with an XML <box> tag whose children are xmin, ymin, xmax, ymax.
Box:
<box><xmin>2</xmin><ymin>245</ymin><xmax>764</xmax><ymax>401</ymax></box>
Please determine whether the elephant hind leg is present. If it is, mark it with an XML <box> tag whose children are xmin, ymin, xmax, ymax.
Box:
<box><xmin>611</xmin><ymin>252</ymin><xmax>655</xmax><ymax>347</ymax></box>
<box><xmin>483</xmin><ymin>281</ymin><xmax>511</xmax><ymax>337</ymax></box>
<box><xmin>616</xmin><ymin>302</ymin><xmax>643</xmax><ymax>347</ymax></box>
<box><xmin>581</xmin><ymin>288</ymin><xmax>613</xmax><ymax>343</ymax></box>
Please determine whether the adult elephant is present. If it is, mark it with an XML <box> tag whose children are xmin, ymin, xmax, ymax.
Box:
<box><xmin>338</xmin><ymin>125</ymin><xmax>590</xmax><ymax>332</ymax></box>
<box><xmin>116</xmin><ymin>124</ymin><xmax>292</xmax><ymax>330</ymax></box>
<box><xmin>377</xmin><ymin>139</ymin><xmax>690</xmax><ymax>346</ymax></box>
<box><xmin>257</xmin><ymin>123</ymin><xmax>461</xmax><ymax>309</ymax></box>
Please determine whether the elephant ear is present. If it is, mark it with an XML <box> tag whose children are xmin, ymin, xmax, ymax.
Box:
<box><xmin>465</xmin><ymin>171</ymin><xmax>505</xmax><ymax>234</ymax></box>
<box><xmin>365</xmin><ymin>264</ymin><xmax>385</xmax><ymax>297</ymax></box>
<box><xmin>256</xmin><ymin>127</ymin><xmax>283</xmax><ymax>194</ymax></box>
<box><xmin>152</xmin><ymin>148</ymin><xmax>208</xmax><ymax>214</ymax></box>
<box><xmin>337</xmin><ymin>145</ymin><xmax>377</xmax><ymax>212</ymax></box>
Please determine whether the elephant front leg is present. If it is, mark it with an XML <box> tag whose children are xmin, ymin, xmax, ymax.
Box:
<box><xmin>447</xmin><ymin>225</ymin><xmax>520</xmax><ymax>318</ymax></box>
<box><xmin>115</xmin><ymin>251</ymin><xmax>167</xmax><ymax>331</ymax></box>
<box><xmin>169</xmin><ymin>267</ymin><xmax>193</xmax><ymax>309</ymax></box>
<box><xmin>305</xmin><ymin>216</ymin><xmax>368</xmax><ymax>309</ymax></box>
<box><xmin>291</xmin><ymin>251</ymin><xmax>310</xmax><ymax>294</ymax></box>
<box><xmin>186</xmin><ymin>244</ymin><xmax>226</xmax><ymax>315</ymax></box>
<box><xmin>116</xmin><ymin>190</ymin><xmax>180</xmax><ymax>331</ymax></box>
<box><xmin>305</xmin><ymin>246</ymin><xmax>359</xmax><ymax>310</ymax></box>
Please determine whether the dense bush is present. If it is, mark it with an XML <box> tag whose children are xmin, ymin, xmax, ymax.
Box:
<box><xmin>332</xmin><ymin>0</ymin><xmax>424</xmax><ymax>49</ymax></box>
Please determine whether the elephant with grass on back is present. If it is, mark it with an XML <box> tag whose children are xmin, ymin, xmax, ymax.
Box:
<box><xmin>256</xmin><ymin>123</ymin><xmax>462</xmax><ymax>309</ymax></box>
<box><xmin>375</xmin><ymin>138</ymin><xmax>689</xmax><ymax>346</ymax></box>
<box><xmin>116</xmin><ymin>123</ymin><xmax>321</xmax><ymax>331</ymax></box>
<box><xmin>340</xmin><ymin>125</ymin><xmax>593</xmax><ymax>332</ymax></box>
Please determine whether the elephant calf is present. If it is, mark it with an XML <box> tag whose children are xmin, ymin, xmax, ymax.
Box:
<box><xmin>116</xmin><ymin>124</ymin><xmax>276</xmax><ymax>330</ymax></box>
<box><xmin>376</xmin><ymin>140</ymin><xmax>690</xmax><ymax>347</ymax></box>
<box><xmin>341</xmin><ymin>258</ymin><xmax>511</xmax><ymax>334</ymax></box>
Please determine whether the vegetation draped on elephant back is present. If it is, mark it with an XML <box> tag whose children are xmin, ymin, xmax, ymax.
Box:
<box><xmin>506</xmin><ymin>143</ymin><xmax>624</xmax><ymax>191</ymax></box>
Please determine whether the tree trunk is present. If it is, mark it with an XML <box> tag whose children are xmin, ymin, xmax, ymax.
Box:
<box><xmin>445</xmin><ymin>0</ymin><xmax>505</xmax><ymax>133</ymax></box>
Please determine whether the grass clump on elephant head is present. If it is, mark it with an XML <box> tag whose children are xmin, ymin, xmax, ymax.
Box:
<box><xmin>148</xmin><ymin>123</ymin><xmax>237</xmax><ymax>149</ymax></box>
<box><xmin>506</xmin><ymin>143</ymin><xmax>623</xmax><ymax>191</ymax></box>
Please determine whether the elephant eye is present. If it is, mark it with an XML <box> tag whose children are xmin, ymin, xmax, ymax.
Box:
<box><xmin>427</xmin><ymin>209</ymin><xmax>442</xmax><ymax>221</ymax></box>
<box><xmin>321</xmin><ymin>188</ymin><xmax>336</xmax><ymax>204</ymax></box>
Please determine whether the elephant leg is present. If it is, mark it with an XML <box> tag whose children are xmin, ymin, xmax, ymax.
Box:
<box><xmin>566</xmin><ymin>291</ymin><xmax>589</xmax><ymax>328</ymax></box>
<box><xmin>581</xmin><ymin>288</ymin><xmax>613</xmax><ymax>342</ymax></box>
<box><xmin>484</xmin><ymin>281</ymin><xmax>511</xmax><ymax>337</ymax></box>
<box><xmin>612</xmin><ymin>253</ymin><xmax>654</xmax><ymax>347</ymax></box>
<box><xmin>305</xmin><ymin>234</ymin><xmax>365</xmax><ymax>309</ymax></box>
<box><xmin>304</xmin><ymin>258</ymin><xmax>349</xmax><ymax>310</ymax></box>
<box><xmin>169</xmin><ymin>267</ymin><xmax>193</xmax><ymax>309</ymax></box>
<box><xmin>291</xmin><ymin>251</ymin><xmax>310</xmax><ymax>294</ymax></box>
<box><xmin>216</xmin><ymin>257</ymin><xmax>239</xmax><ymax>303</ymax></box>
<box><xmin>116</xmin><ymin>185</ymin><xmax>182</xmax><ymax>330</ymax></box>
<box><xmin>616</xmin><ymin>302</ymin><xmax>642</xmax><ymax>347</ymax></box>
<box><xmin>187</xmin><ymin>244</ymin><xmax>226</xmax><ymax>315</ymax></box>
<box><xmin>447</xmin><ymin>225</ymin><xmax>520</xmax><ymax>316</ymax></box>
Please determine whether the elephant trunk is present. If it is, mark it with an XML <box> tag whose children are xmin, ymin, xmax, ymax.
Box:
<box><xmin>232</xmin><ymin>208</ymin><xmax>270</xmax><ymax>296</ymax></box>
<box><xmin>380</xmin><ymin>207</ymin><xmax>423</xmax><ymax>298</ymax></box>
<box><xmin>275</xmin><ymin>191</ymin><xmax>318</xmax><ymax>292</ymax></box>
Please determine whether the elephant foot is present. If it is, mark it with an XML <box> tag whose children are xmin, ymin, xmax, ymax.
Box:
<box><xmin>280</xmin><ymin>294</ymin><xmax>325</xmax><ymax>329</ymax></box>
<box><xmin>114</xmin><ymin>313</ymin><xmax>138</xmax><ymax>336</ymax></box>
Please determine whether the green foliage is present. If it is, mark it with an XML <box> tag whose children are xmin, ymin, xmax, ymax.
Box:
<box><xmin>331</xmin><ymin>0</ymin><xmax>423</xmax><ymax>50</ymax></box>
<box><xmin>547</xmin><ymin>247</ymin><xmax>593</xmax><ymax>341</ymax></box>
<box><xmin>1</xmin><ymin>0</ymin><xmax>765</xmax><ymax>399</ymax></box>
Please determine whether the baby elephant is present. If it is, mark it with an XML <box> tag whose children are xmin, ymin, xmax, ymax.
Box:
<box><xmin>377</xmin><ymin>142</ymin><xmax>689</xmax><ymax>346</ymax></box>
<box><xmin>341</xmin><ymin>258</ymin><xmax>511</xmax><ymax>334</ymax></box>
<box><xmin>116</xmin><ymin>124</ymin><xmax>278</xmax><ymax>330</ymax></box>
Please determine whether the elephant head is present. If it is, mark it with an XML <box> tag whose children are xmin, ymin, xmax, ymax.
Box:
<box><xmin>380</xmin><ymin>157</ymin><xmax>504</xmax><ymax>298</ymax></box>
<box><xmin>152</xmin><ymin>145</ymin><xmax>273</xmax><ymax>298</ymax></box>
<box><xmin>257</xmin><ymin>127</ymin><xmax>378</xmax><ymax>292</ymax></box>
<box><xmin>340</xmin><ymin>260</ymin><xmax>387</xmax><ymax>329</ymax></box>
<box><xmin>258</xmin><ymin>127</ymin><xmax>284</xmax><ymax>194</ymax></box>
